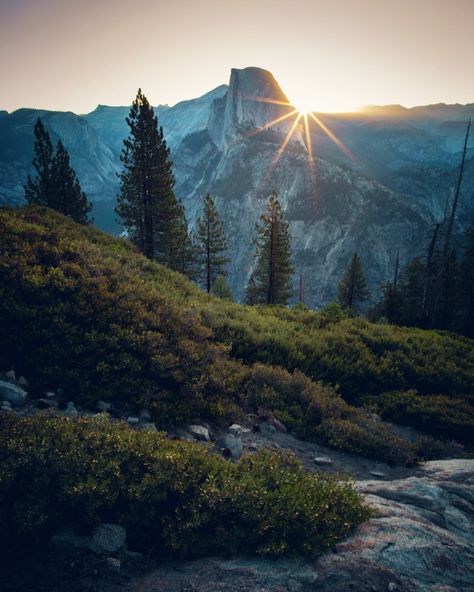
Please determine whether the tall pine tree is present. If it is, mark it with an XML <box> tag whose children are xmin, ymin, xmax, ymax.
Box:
<box><xmin>337</xmin><ymin>252</ymin><xmax>370</xmax><ymax>310</ymax></box>
<box><xmin>25</xmin><ymin>118</ymin><xmax>91</xmax><ymax>223</ymax></box>
<box><xmin>25</xmin><ymin>118</ymin><xmax>53</xmax><ymax>206</ymax></box>
<box><xmin>250</xmin><ymin>191</ymin><xmax>293</xmax><ymax>305</ymax></box>
<box><xmin>50</xmin><ymin>140</ymin><xmax>92</xmax><ymax>224</ymax></box>
<box><xmin>116</xmin><ymin>89</ymin><xmax>185</xmax><ymax>266</ymax></box>
<box><xmin>195</xmin><ymin>193</ymin><xmax>229</xmax><ymax>293</ymax></box>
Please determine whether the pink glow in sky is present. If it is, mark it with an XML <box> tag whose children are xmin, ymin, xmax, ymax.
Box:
<box><xmin>1</xmin><ymin>0</ymin><xmax>473</xmax><ymax>113</ymax></box>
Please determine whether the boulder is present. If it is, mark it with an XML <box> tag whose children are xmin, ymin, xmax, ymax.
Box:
<box><xmin>90</xmin><ymin>523</ymin><xmax>126</xmax><ymax>555</ymax></box>
<box><xmin>45</xmin><ymin>391</ymin><xmax>56</xmax><ymax>399</ymax></box>
<box><xmin>4</xmin><ymin>370</ymin><xmax>16</xmax><ymax>382</ymax></box>
<box><xmin>17</xmin><ymin>375</ymin><xmax>28</xmax><ymax>388</ymax></box>
<box><xmin>127</xmin><ymin>416</ymin><xmax>139</xmax><ymax>424</ymax></box>
<box><xmin>0</xmin><ymin>380</ymin><xmax>27</xmax><ymax>406</ymax></box>
<box><xmin>141</xmin><ymin>422</ymin><xmax>158</xmax><ymax>432</ymax></box>
<box><xmin>215</xmin><ymin>434</ymin><xmax>243</xmax><ymax>460</ymax></box>
<box><xmin>187</xmin><ymin>424</ymin><xmax>210</xmax><ymax>442</ymax></box>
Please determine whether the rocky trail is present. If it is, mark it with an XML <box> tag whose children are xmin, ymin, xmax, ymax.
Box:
<box><xmin>1</xmin><ymin>374</ymin><xmax>473</xmax><ymax>591</ymax></box>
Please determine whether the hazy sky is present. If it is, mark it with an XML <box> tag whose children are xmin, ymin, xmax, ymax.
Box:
<box><xmin>1</xmin><ymin>0</ymin><xmax>473</xmax><ymax>113</ymax></box>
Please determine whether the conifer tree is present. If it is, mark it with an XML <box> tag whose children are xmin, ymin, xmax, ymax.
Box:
<box><xmin>25</xmin><ymin>119</ymin><xmax>91</xmax><ymax>223</ymax></box>
<box><xmin>50</xmin><ymin>140</ymin><xmax>92</xmax><ymax>224</ymax></box>
<box><xmin>168</xmin><ymin>199</ymin><xmax>196</xmax><ymax>278</ymax></box>
<box><xmin>337</xmin><ymin>252</ymin><xmax>370</xmax><ymax>310</ymax></box>
<box><xmin>251</xmin><ymin>191</ymin><xmax>293</xmax><ymax>305</ymax></box>
<box><xmin>195</xmin><ymin>193</ymin><xmax>229</xmax><ymax>293</ymax></box>
<box><xmin>244</xmin><ymin>274</ymin><xmax>258</xmax><ymax>305</ymax></box>
<box><xmin>212</xmin><ymin>275</ymin><xmax>233</xmax><ymax>300</ymax></box>
<box><xmin>116</xmin><ymin>89</ymin><xmax>181</xmax><ymax>263</ymax></box>
<box><xmin>25</xmin><ymin>118</ymin><xmax>53</xmax><ymax>206</ymax></box>
<box><xmin>459</xmin><ymin>225</ymin><xmax>474</xmax><ymax>337</ymax></box>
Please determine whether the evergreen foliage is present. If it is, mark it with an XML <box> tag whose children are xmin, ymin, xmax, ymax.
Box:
<box><xmin>250</xmin><ymin>191</ymin><xmax>293</xmax><ymax>305</ymax></box>
<box><xmin>212</xmin><ymin>275</ymin><xmax>233</xmax><ymax>300</ymax></box>
<box><xmin>337</xmin><ymin>252</ymin><xmax>370</xmax><ymax>310</ymax></box>
<box><xmin>24</xmin><ymin>118</ymin><xmax>53</xmax><ymax>207</ymax></box>
<box><xmin>195</xmin><ymin>193</ymin><xmax>229</xmax><ymax>292</ymax></box>
<box><xmin>116</xmin><ymin>89</ymin><xmax>191</xmax><ymax>270</ymax></box>
<box><xmin>244</xmin><ymin>274</ymin><xmax>259</xmax><ymax>305</ymax></box>
<box><xmin>24</xmin><ymin>119</ymin><xmax>91</xmax><ymax>223</ymax></box>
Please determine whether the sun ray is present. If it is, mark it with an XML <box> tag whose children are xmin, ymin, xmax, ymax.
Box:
<box><xmin>270</xmin><ymin>111</ymin><xmax>303</xmax><ymax>169</ymax></box>
<box><xmin>303</xmin><ymin>112</ymin><xmax>316</xmax><ymax>186</ymax></box>
<box><xmin>246</xmin><ymin>95</ymin><xmax>294</xmax><ymax>108</ymax></box>
<box><xmin>245</xmin><ymin>109</ymin><xmax>299</xmax><ymax>138</ymax></box>
<box><xmin>308</xmin><ymin>112</ymin><xmax>358</xmax><ymax>163</ymax></box>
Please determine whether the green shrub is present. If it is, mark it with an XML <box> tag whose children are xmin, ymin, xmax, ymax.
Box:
<box><xmin>0</xmin><ymin>414</ymin><xmax>370</xmax><ymax>558</ymax></box>
<box><xmin>375</xmin><ymin>390</ymin><xmax>474</xmax><ymax>446</ymax></box>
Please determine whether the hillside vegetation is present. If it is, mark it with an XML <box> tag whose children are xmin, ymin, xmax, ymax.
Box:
<box><xmin>0</xmin><ymin>206</ymin><xmax>473</xmax><ymax>460</ymax></box>
<box><xmin>0</xmin><ymin>414</ymin><xmax>369</xmax><ymax>557</ymax></box>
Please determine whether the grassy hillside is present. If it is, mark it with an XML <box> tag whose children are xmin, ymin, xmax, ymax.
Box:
<box><xmin>0</xmin><ymin>206</ymin><xmax>473</xmax><ymax>459</ymax></box>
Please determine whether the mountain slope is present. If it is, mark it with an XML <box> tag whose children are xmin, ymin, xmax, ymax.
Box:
<box><xmin>1</xmin><ymin>67</ymin><xmax>473</xmax><ymax>304</ymax></box>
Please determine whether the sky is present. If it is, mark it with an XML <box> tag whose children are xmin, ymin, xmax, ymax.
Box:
<box><xmin>1</xmin><ymin>0</ymin><xmax>473</xmax><ymax>114</ymax></box>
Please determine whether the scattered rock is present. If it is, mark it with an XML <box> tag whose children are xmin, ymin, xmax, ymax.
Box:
<box><xmin>65</xmin><ymin>401</ymin><xmax>78</xmax><ymax>416</ymax></box>
<box><xmin>141</xmin><ymin>422</ymin><xmax>158</xmax><ymax>432</ymax></box>
<box><xmin>0</xmin><ymin>380</ymin><xmax>27</xmax><ymax>406</ymax></box>
<box><xmin>314</xmin><ymin>456</ymin><xmax>333</xmax><ymax>466</ymax></box>
<box><xmin>268</xmin><ymin>416</ymin><xmax>287</xmax><ymax>433</ymax></box>
<box><xmin>215</xmin><ymin>434</ymin><xmax>243</xmax><ymax>460</ymax></box>
<box><xmin>1</xmin><ymin>400</ymin><xmax>13</xmax><ymax>412</ymax></box>
<box><xmin>187</xmin><ymin>424</ymin><xmax>210</xmax><ymax>442</ymax></box>
<box><xmin>139</xmin><ymin>408</ymin><xmax>152</xmax><ymax>422</ymax></box>
<box><xmin>228</xmin><ymin>423</ymin><xmax>251</xmax><ymax>434</ymax></box>
<box><xmin>105</xmin><ymin>557</ymin><xmax>121</xmax><ymax>573</ymax></box>
<box><xmin>46</xmin><ymin>391</ymin><xmax>56</xmax><ymax>399</ymax></box>
<box><xmin>127</xmin><ymin>416</ymin><xmax>139</xmax><ymax>424</ymax></box>
<box><xmin>17</xmin><ymin>375</ymin><xmax>29</xmax><ymax>388</ymax></box>
<box><xmin>5</xmin><ymin>370</ymin><xmax>16</xmax><ymax>382</ymax></box>
<box><xmin>370</xmin><ymin>471</ymin><xmax>387</xmax><ymax>479</ymax></box>
<box><xmin>90</xmin><ymin>523</ymin><xmax>126</xmax><ymax>556</ymax></box>
<box><xmin>388</xmin><ymin>582</ymin><xmax>398</xmax><ymax>591</ymax></box>
<box><xmin>96</xmin><ymin>400</ymin><xmax>111</xmax><ymax>412</ymax></box>
<box><xmin>49</xmin><ymin>528</ymin><xmax>90</xmax><ymax>556</ymax></box>
<box><xmin>260</xmin><ymin>422</ymin><xmax>276</xmax><ymax>435</ymax></box>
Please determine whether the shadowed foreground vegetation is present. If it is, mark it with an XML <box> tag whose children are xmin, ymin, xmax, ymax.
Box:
<box><xmin>0</xmin><ymin>206</ymin><xmax>473</xmax><ymax>461</ymax></box>
<box><xmin>0</xmin><ymin>414</ymin><xmax>370</xmax><ymax>558</ymax></box>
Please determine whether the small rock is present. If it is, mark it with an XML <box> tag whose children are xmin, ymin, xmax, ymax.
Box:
<box><xmin>269</xmin><ymin>416</ymin><xmax>287</xmax><ymax>433</ymax></box>
<box><xmin>139</xmin><ymin>408</ymin><xmax>152</xmax><ymax>422</ymax></box>
<box><xmin>261</xmin><ymin>423</ymin><xmax>276</xmax><ymax>435</ymax></box>
<box><xmin>215</xmin><ymin>434</ymin><xmax>243</xmax><ymax>460</ymax></box>
<box><xmin>96</xmin><ymin>400</ymin><xmax>111</xmax><ymax>412</ymax></box>
<box><xmin>0</xmin><ymin>380</ymin><xmax>27</xmax><ymax>406</ymax></box>
<box><xmin>105</xmin><ymin>557</ymin><xmax>121</xmax><ymax>573</ymax></box>
<box><xmin>370</xmin><ymin>471</ymin><xmax>387</xmax><ymax>479</ymax></box>
<box><xmin>314</xmin><ymin>456</ymin><xmax>333</xmax><ymax>466</ymax></box>
<box><xmin>90</xmin><ymin>523</ymin><xmax>126</xmax><ymax>555</ymax></box>
<box><xmin>5</xmin><ymin>370</ymin><xmax>16</xmax><ymax>382</ymax></box>
<box><xmin>229</xmin><ymin>423</ymin><xmax>250</xmax><ymax>434</ymax></box>
<box><xmin>141</xmin><ymin>422</ymin><xmax>157</xmax><ymax>432</ymax></box>
<box><xmin>126</xmin><ymin>550</ymin><xmax>144</xmax><ymax>561</ymax></box>
<box><xmin>187</xmin><ymin>424</ymin><xmax>210</xmax><ymax>441</ymax></box>
<box><xmin>127</xmin><ymin>416</ymin><xmax>139</xmax><ymax>424</ymax></box>
<box><xmin>17</xmin><ymin>376</ymin><xmax>29</xmax><ymax>388</ymax></box>
<box><xmin>37</xmin><ymin>398</ymin><xmax>58</xmax><ymax>410</ymax></box>
<box><xmin>65</xmin><ymin>401</ymin><xmax>78</xmax><ymax>416</ymax></box>
<box><xmin>388</xmin><ymin>583</ymin><xmax>398</xmax><ymax>592</ymax></box>
<box><xmin>46</xmin><ymin>391</ymin><xmax>56</xmax><ymax>399</ymax></box>
<box><xmin>49</xmin><ymin>528</ymin><xmax>90</xmax><ymax>555</ymax></box>
<box><xmin>1</xmin><ymin>401</ymin><xmax>13</xmax><ymax>412</ymax></box>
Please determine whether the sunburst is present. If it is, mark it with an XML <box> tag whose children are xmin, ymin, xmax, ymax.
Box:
<box><xmin>245</xmin><ymin>94</ymin><xmax>358</xmax><ymax>189</ymax></box>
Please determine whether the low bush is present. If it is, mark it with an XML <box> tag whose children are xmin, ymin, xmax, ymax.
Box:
<box><xmin>0</xmin><ymin>414</ymin><xmax>370</xmax><ymax>558</ymax></box>
<box><xmin>375</xmin><ymin>390</ymin><xmax>474</xmax><ymax>446</ymax></box>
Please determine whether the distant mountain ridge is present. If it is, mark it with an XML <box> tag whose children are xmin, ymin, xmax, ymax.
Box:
<box><xmin>1</xmin><ymin>67</ymin><xmax>473</xmax><ymax>304</ymax></box>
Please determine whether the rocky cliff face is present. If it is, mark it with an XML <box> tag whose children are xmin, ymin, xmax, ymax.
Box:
<box><xmin>1</xmin><ymin>67</ymin><xmax>473</xmax><ymax>304</ymax></box>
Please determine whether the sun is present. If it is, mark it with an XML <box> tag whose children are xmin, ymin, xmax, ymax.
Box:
<box><xmin>292</xmin><ymin>100</ymin><xmax>315</xmax><ymax>115</ymax></box>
